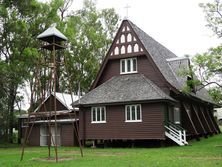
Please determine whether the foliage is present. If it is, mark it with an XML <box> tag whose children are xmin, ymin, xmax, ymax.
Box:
<box><xmin>191</xmin><ymin>0</ymin><xmax>222</xmax><ymax>103</ymax></box>
<box><xmin>0</xmin><ymin>134</ymin><xmax>222</xmax><ymax>166</ymax></box>
<box><xmin>192</xmin><ymin>46</ymin><xmax>222</xmax><ymax>103</ymax></box>
<box><xmin>60</xmin><ymin>0</ymin><xmax>119</xmax><ymax>93</ymax></box>
<box><xmin>0</xmin><ymin>0</ymin><xmax>119</xmax><ymax>143</ymax></box>
<box><xmin>0</xmin><ymin>0</ymin><xmax>63</xmax><ymax>142</ymax></box>
<box><xmin>199</xmin><ymin>0</ymin><xmax>222</xmax><ymax>38</ymax></box>
<box><xmin>208</xmin><ymin>87</ymin><xmax>222</xmax><ymax>104</ymax></box>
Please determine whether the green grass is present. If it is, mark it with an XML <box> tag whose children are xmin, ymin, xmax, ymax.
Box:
<box><xmin>0</xmin><ymin>134</ymin><xmax>222</xmax><ymax>167</ymax></box>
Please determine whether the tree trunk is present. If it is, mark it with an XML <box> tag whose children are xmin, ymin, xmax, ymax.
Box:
<box><xmin>8</xmin><ymin>87</ymin><xmax>16</xmax><ymax>143</ymax></box>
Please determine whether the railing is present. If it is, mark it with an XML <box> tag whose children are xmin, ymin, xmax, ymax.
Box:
<box><xmin>165</xmin><ymin>122</ymin><xmax>188</xmax><ymax>146</ymax></box>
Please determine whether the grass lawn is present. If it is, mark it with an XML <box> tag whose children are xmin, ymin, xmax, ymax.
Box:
<box><xmin>0</xmin><ymin>134</ymin><xmax>222</xmax><ymax>167</ymax></box>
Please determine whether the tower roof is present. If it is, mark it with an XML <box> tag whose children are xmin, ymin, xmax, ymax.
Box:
<box><xmin>37</xmin><ymin>23</ymin><xmax>67</xmax><ymax>43</ymax></box>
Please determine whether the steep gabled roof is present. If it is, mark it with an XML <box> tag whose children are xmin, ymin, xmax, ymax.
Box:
<box><xmin>90</xmin><ymin>19</ymin><xmax>213</xmax><ymax>104</ymax></box>
<box><xmin>34</xmin><ymin>92</ymin><xmax>79</xmax><ymax>112</ymax></box>
<box><xmin>74</xmin><ymin>74</ymin><xmax>176</xmax><ymax>106</ymax></box>
<box><xmin>129</xmin><ymin>21</ymin><xmax>181</xmax><ymax>90</ymax></box>
<box><xmin>128</xmin><ymin>20</ymin><xmax>214</xmax><ymax>104</ymax></box>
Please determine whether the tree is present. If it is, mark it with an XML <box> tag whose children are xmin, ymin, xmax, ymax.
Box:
<box><xmin>191</xmin><ymin>0</ymin><xmax>222</xmax><ymax>103</ymax></box>
<box><xmin>199</xmin><ymin>0</ymin><xmax>222</xmax><ymax>38</ymax></box>
<box><xmin>0</xmin><ymin>0</ymin><xmax>60</xmax><ymax>143</ymax></box>
<box><xmin>0</xmin><ymin>0</ymin><xmax>119</xmax><ymax>143</ymax></box>
<box><xmin>61</xmin><ymin>0</ymin><xmax>119</xmax><ymax>93</ymax></box>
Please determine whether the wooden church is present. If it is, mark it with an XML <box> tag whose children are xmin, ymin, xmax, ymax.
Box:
<box><xmin>74</xmin><ymin>19</ymin><xmax>220</xmax><ymax>146</ymax></box>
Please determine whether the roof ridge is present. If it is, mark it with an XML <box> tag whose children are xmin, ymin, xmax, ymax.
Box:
<box><xmin>128</xmin><ymin>20</ymin><xmax>177</xmax><ymax>58</ymax></box>
<box><xmin>77</xmin><ymin>75</ymin><xmax>118</xmax><ymax>102</ymax></box>
<box><xmin>140</xmin><ymin>74</ymin><xmax>172</xmax><ymax>99</ymax></box>
<box><xmin>127</xmin><ymin>20</ymin><xmax>181</xmax><ymax>91</ymax></box>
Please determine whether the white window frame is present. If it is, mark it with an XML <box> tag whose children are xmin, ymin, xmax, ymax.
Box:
<box><xmin>91</xmin><ymin>106</ymin><xmax>106</xmax><ymax>123</ymax></box>
<box><xmin>125</xmin><ymin>104</ymin><xmax>142</xmax><ymax>122</ymax></box>
<box><xmin>120</xmin><ymin>57</ymin><xmax>137</xmax><ymax>74</ymax></box>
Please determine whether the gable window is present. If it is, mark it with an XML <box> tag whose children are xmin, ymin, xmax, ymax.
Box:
<box><xmin>125</xmin><ymin>104</ymin><xmax>142</xmax><ymax>122</ymax></box>
<box><xmin>91</xmin><ymin>107</ymin><xmax>106</xmax><ymax>123</ymax></box>
<box><xmin>120</xmin><ymin>58</ymin><xmax>137</xmax><ymax>74</ymax></box>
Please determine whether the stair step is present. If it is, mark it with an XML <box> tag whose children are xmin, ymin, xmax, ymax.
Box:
<box><xmin>165</xmin><ymin>124</ymin><xmax>188</xmax><ymax>146</ymax></box>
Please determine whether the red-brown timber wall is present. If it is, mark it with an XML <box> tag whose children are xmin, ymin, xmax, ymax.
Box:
<box><xmin>39</xmin><ymin>96</ymin><xmax>67</xmax><ymax>112</ymax></box>
<box><xmin>79</xmin><ymin>103</ymin><xmax>166</xmax><ymax>140</ymax></box>
<box><xmin>28</xmin><ymin>125</ymin><xmax>40</xmax><ymax>146</ymax></box>
<box><xmin>61</xmin><ymin>124</ymin><xmax>75</xmax><ymax>146</ymax></box>
<box><xmin>97</xmin><ymin>55</ymin><xmax>169</xmax><ymax>94</ymax></box>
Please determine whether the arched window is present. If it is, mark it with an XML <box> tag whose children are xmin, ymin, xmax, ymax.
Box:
<box><xmin>134</xmin><ymin>44</ymin><xmax>139</xmax><ymax>52</ymax></box>
<box><xmin>127</xmin><ymin>45</ymin><xmax>132</xmax><ymax>53</ymax></box>
<box><xmin>127</xmin><ymin>33</ymin><xmax>132</xmax><ymax>42</ymax></box>
<box><xmin>120</xmin><ymin>34</ymin><xmax>125</xmax><ymax>43</ymax></box>
<box><xmin>121</xmin><ymin>46</ymin><xmax>126</xmax><ymax>54</ymax></box>
<box><xmin>114</xmin><ymin>47</ymin><xmax>119</xmax><ymax>55</ymax></box>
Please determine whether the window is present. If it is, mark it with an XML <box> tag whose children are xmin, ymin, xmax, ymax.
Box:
<box><xmin>125</xmin><ymin>104</ymin><xmax>142</xmax><ymax>122</ymax></box>
<box><xmin>114</xmin><ymin>47</ymin><xmax>119</xmax><ymax>55</ymax></box>
<box><xmin>120</xmin><ymin>34</ymin><xmax>125</xmax><ymax>43</ymax></box>
<box><xmin>174</xmin><ymin>107</ymin><xmax>180</xmax><ymax>124</ymax></box>
<box><xmin>127</xmin><ymin>33</ymin><xmax>132</xmax><ymax>42</ymax></box>
<box><xmin>127</xmin><ymin>45</ymin><xmax>132</xmax><ymax>53</ymax></box>
<box><xmin>91</xmin><ymin>107</ymin><xmax>106</xmax><ymax>123</ymax></box>
<box><xmin>134</xmin><ymin>44</ymin><xmax>139</xmax><ymax>52</ymax></box>
<box><xmin>120</xmin><ymin>58</ymin><xmax>137</xmax><ymax>74</ymax></box>
<box><xmin>121</xmin><ymin>46</ymin><xmax>126</xmax><ymax>54</ymax></box>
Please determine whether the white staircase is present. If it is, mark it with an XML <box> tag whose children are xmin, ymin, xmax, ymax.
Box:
<box><xmin>165</xmin><ymin>122</ymin><xmax>188</xmax><ymax>146</ymax></box>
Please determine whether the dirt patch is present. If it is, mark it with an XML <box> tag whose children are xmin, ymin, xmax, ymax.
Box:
<box><xmin>62</xmin><ymin>150</ymin><xmax>82</xmax><ymax>154</ymax></box>
<box><xmin>215</xmin><ymin>145</ymin><xmax>222</xmax><ymax>147</ymax></box>
<box><xmin>95</xmin><ymin>152</ymin><xmax>127</xmax><ymax>157</ymax></box>
<box><xmin>32</xmin><ymin>156</ymin><xmax>74</xmax><ymax>162</ymax></box>
<box><xmin>178</xmin><ymin>156</ymin><xmax>222</xmax><ymax>160</ymax></box>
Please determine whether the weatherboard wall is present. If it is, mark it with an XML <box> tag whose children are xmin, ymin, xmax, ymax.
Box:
<box><xmin>61</xmin><ymin>124</ymin><xmax>74</xmax><ymax>146</ymax></box>
<box><xmin>39</xmin><ymin>96</ymin><xmax>68</xmax><ymax>112</ymax></box>
<box><xmin>79</xmin><ymin>103</ymin><xmax>166</xmax><ymax>140</ymax></box>
<box><xmin>28</xmin><ymin>125</ymin><xmax>40</xmax><ymax>146</ymax></box>
<box><xmin>97</xmin><ymin>55</ymin><xmax>169</xmax><ymax>94</ymax></box>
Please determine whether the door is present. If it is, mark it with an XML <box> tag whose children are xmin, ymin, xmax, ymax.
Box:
<box><xmin>51</xmin><ymin>126</ymin><xmax>61</xmax><ymax>146</ymax></box>
<box><xmin>40</xmin><ymin>125</ymin><xmax>48</xmax><ymax>146</ymax></box>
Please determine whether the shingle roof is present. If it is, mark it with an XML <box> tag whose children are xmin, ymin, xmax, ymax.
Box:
<box><xmin>129</xmin><ymin>21</ymin><xmax>181</xmax><ymax>90</ymax></box>
<box><xmin>74</xmin><ymin>74</ymin><xmax>176</xmax><ymax>106</ymax></box>
<box><xmin>128</xmin><ymin>20</ymin><xmax>214</xmax><ymax>104</ymax></box>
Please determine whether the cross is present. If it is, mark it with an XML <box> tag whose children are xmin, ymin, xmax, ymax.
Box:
<box><xmin>124</xmin><ymin>4</ymin><xmax>131</xmax><ymax>19</ymax></box>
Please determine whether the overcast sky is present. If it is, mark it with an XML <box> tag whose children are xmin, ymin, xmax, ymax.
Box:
<box><xmin>69</xmin><ymin>0</ymin><xmax>220</xmax><ymax>57</ymax></box>
<box><xmin>21</xmin><ymin>0</ymin><xmax>221</xmax><ymax>110</ymax></box>
<box><xmin>39</xmin><ymin>0</ymin><xmax>221</xmax><ymax>56</ymax></box>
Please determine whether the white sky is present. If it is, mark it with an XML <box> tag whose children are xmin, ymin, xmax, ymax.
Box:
<box><xmin>70</xmin><ymin>0</ymin><xmax>221</xmax><ymax>56</ymax></box>
<box><xmin>20</xmin><ymin>0</ymin><xmax>221</xmax><ymax>110</ymax></box>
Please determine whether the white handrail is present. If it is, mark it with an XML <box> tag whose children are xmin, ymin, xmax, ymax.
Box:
<box><xmin>165</xmin><ymin>124</ymin><xmax>188</xmax><ymax>146</ymax></box>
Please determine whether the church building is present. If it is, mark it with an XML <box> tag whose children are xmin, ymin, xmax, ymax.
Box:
<box><xmin>74</xmin><ymin>19</ymin><xmax>220</xmax><ymax>146</ymax></box>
